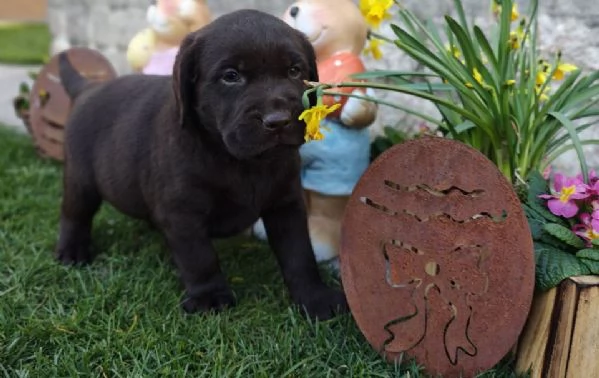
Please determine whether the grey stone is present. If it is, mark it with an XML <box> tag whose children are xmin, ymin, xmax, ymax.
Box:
<box><xmin>90</xmin><ymin>4</ymin><xmax>114</xmax><ymax>49</ymax></box>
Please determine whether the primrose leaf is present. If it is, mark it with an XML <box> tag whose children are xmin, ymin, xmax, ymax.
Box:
<box><xmin>543</xmin><ymin>223</ymin><xmax>585</xmax><ymax>249</ymax></box>
<box><xmin>534</xmin><ymin>242</ymin><xmax>590</xmax><ymax>291</ymax></box>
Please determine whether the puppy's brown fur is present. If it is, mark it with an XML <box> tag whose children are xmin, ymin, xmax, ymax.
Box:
<box><xmin>56</xmin><ymin>9</ymin><xmax>348</xmax><ymax>319</ymax></box>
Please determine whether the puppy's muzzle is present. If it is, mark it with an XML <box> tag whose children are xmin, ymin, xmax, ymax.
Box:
<box><xmin>262</xmin><ymin>111</ymin><xmax>292</xmax><ymax>131</ymax></box>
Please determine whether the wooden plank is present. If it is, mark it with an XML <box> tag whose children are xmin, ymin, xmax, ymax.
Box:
<box><xmin>566</xmin><ymin>283</ymin><xmax>599</xmax><ymax>378</ymax></box>
<box><xmin>547</xmin><ymin>279</ymin><xmax>577</xmax><ymax>377</ymax></box>
<box><xmin>516</xmin><ymin>276</ymin><xmax>599</xmax><ymax>378</ymax></box>
<box><xmin>515</xmin><ymin>288</ymin><xmax>556</xmax><ymax>376</ymax></box>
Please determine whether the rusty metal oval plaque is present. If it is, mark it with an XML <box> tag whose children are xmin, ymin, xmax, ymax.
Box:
<box><xmin>29</xmin><ymin>47</ymin><xmax>117</xmax><ymax>161</ymax></box>
<box><xmin>340</xmin><ymin>137</ymin><xmax>535</xmax><ymax>377</ymax></box>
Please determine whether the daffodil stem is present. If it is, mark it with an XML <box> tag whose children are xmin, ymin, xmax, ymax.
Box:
<box><xmin>495</xmin><ymin>149</ymin><xmax>513</xmax><ymax>181</ymax></box>
<box><xmin>368</xmin><ymin>30</ymin><xmax>395</xmax><ymax>44</ymax></box>
<box><xmin>307</xmin><ymin>81</ymin><xmax>486</xmax><ymax>127</ymax></box>
<box><xmin>315</xmin><ymin>86</ymin><xmax>324</xmax><ymax>106</ymax></box>
<box><xmin>518</xmin><ymin>138</ymin><xmax>533</xmax><ymax>180</ymax></box>
<box><xmin>321</xmin><ymin>89</ymin><xmax>443</xmax><ymax>126</ymax></box>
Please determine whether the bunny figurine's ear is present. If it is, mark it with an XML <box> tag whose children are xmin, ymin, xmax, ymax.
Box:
<box><xmin>157</xmin><ymin>0</ymin><xmax>180</xmax><ymax>17</ymax></box>
<box><xmin>178</xmin><ymin>0</ymin><xmax>213</xmax><ymax>32</ymax></box>
<box><xmin>178</xmin><ymin>0</ymin><xmax>197</xmax><ymax>17</ymax></box>
<box><xmin>146</xmin><ymin>3</ymin><xmax>158</xmax><ymax>24</ymax></box>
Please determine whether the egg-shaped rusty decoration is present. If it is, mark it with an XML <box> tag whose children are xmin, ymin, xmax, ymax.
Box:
<box><xmin>340</xmin><ymin>136</ymin><xmax>535</xmax><ymax>377</ymax></box>
<box><xmin>29</xmin><ymin>47</ymin><xmax>117</xmax><ymax>161</ymax></box>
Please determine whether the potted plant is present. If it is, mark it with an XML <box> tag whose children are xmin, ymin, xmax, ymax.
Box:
<box><xmin>516</xmin><ymin>169</ymin><xmax>599</xmax><ymax>377</ymax></box>
<box><xmin>298</xmin><ymin>0</ymin><xmax>599</xmax><ymax>375</ymax></box>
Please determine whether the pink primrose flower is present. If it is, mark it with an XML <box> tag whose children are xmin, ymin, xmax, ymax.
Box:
<box><xmin>573</xmin><ymin>212</ymin><xmax>599</xmax><ymax>247</ymax></box>
<box><xmin>538</xmin><ymin>173</ymin><xmax>589</xmax><ymax>218</ymax></box>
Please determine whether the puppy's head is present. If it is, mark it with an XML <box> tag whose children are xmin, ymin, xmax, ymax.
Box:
<box><xmin>173</xmin><ymin>9</ymin><xmax>319</xmax><ymax>159</ymax></box>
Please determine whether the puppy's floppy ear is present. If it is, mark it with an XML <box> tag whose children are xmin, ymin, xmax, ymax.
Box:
<box><xmin>172</xmin><ymin>32</ymin><xmax>202</xmax><ymax>127</ymax></box>
<box><xmin>301</xmin><ymin>34</ymin><xmax>319</xmax><ymax>108</ymax></box>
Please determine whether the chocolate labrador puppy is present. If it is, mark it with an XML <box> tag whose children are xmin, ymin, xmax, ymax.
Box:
<box><xmin>55</xmin><ymin>9</ymin><xmax>348</xmax><ymax>320</ymax></box>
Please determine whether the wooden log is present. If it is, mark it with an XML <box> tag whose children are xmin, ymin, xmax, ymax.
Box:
<box><xmin>515</xmin><ymin>275</ymin><xmax>599</xmax><ymax>377</ymax></box>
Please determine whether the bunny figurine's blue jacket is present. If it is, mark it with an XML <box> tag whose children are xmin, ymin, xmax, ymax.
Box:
<box><xmin>299</xmin><ymin>118</ymin><xmax>371</xmax><ymax>196</ymax></box>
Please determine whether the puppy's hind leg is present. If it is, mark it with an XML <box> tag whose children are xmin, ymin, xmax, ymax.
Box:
<box><xmin>55</xmin><ymin>173</ymin><xmax>102</xmax><ymax>265</ymax></box>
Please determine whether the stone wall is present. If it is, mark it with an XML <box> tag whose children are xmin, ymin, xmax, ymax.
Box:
<box><xmin>46</xmin><ymin>0</ymin><xmax>293</xmax><ymax>72</ymax></box>
<box><xmin>46</xmin><ymin>0</ymin><xmax>599</xmax><ymax>173</ymax></box>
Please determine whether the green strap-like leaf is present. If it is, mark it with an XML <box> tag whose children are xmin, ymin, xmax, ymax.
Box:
<box><xmin>452</xmin><ymin>0</ymin><xmax>472</xmax><ymax>41</ymax></box>
<box><xmin>545</xmin><ymin>139</ymin><xmax>599</xmax><ymax>165</ymax></box>
<box><xmin>350</xmin><ymin>71</ymin><xmax>439</xmax><ymax>80</ymax></box>
<box><xmin>453</xmin><ymin>120</ymin><xmax>477</xmax><ymax>133</ymax></box>
<box><xmin>548</xmin><ymin>123</ymin><xmax>596</xmax><ymax>150</ymax></box>
<box><xmin>473</xmin><ymin>26</ymin><xmax>499</xmax><ymax>73</ymax></box>
<box><xmin>535</xmin><ymin>70</ymin><xmax>582</xmax><ymax>125</ymax></box>
<box><xmin>571</xmin><ymin>92</ymin><xmax>599</xmax><ymax>119</ymax></box>
<box><xmin>548</xmin><ymin>111</ymin><xmax>590</xmax><ymax>183</ymax></box>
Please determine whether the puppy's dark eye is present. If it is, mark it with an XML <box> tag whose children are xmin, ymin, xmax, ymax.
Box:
<box><xmin>221</xmin><ymin>69</ymin><xmax>243</xmax><ymax>84</ymax></box>
<box><xmin>288</xmin><ymin>66</ymin><xmax>301</xmax><ymax>79</ymax></box>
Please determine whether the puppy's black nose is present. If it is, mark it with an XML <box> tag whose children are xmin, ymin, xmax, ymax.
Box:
<box><xmin>263</xmin><ymin>111</ymin><xmax>291</xmax><ymax>130</ymax></box>
<box><xmin>289</xmin><ymin>6</ymin><xmax>299</xmax><ymax>18</ymax></box>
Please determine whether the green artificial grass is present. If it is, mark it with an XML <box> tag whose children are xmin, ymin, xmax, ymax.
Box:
<box><xmin>0</xmin><ymin>126</ymin><xmax>521</xmax><ymax>377</ymax></box>
<box><xmin>0</xmin><ymin>22</ymin><xmax>51</xmax><ymax>65</ymax></box>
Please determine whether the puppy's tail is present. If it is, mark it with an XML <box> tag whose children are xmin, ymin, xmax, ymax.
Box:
<box><xmin>58</xmin><ymin>52</ymin><xmax>89</xmax><ymax>99</ymax></box>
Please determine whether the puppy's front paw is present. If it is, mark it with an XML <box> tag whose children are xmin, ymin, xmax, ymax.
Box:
<box><xmin>294</xmin><ymin>286</ymin><xmax>349</xmax><ymax>320</ymax></box>
<box><xmin>55</xmin><ymin>243</ymin><xmax>93</xmax><ymax>266</ymax></box>
<box><xmin>181</xmin><ymin>289</ymin><xmax>237</xmax><ymax>314</ymax></box>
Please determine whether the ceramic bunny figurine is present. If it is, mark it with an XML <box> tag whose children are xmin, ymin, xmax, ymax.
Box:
<box><xmin>126</xmin><ymin>0</ymin><xmax>212</xmax><ymax>75</ymax></box>
<box><xmin>253</xmin><ymin>0</ymin><xmax>378</xmax><ymax>267</ymax></box>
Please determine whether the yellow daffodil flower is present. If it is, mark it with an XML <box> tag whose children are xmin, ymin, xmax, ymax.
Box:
<box><xmin>511</xmin><ymin>3</ymin><xmax>519</xmax><ymax>21</ymax></box>
<box><xmin>465</xmin><ymin>68</ymin><xmax>484</xmax><ymax>88</ymax></box>
<box><xmin>473</xmin><ymin>68</ymin><xmax>484</xmax><ymax>85</ymax></box>
<box><xmin>359</xmin><ymin>0</ymin><xmax>394</xmax><ymax>29</ymax></box>
<box><xmin>445</xmin><ymin>43</ymin><xmax>462</xmax><ymax>59</ymax></box>
<box><xmin>535</xmin><ymin>84</ymin><xmax>550</xmax><ymax>102</ymax></box>
<box><xmin>364</xmin><ymin>38</ymin><xmax>384</xmax><ymax>60</ymax></box>
<box><xmin>491</xmin><ymin>1</ymin><xmax>519</xmax><ymax>22</ymax></box>
<box><xmin>491</xmin><ymin>1</ymin><xmax>501</xmax><ymax>17</ymax></box>
<box><xmin>536</xmin><ymin>71</ymin><xmax>547</xmax><ymax>86</ymax></box>
<box><xmin>538</xmin><ymin>59</ymin><xmax>551</xmax><ymax>72</ymax></box>
<box><xmin>509</xmin><ymin>31</ymin><xmax>521</xmax><ymax>49</ymax></box>
<box><xmin>552</xmin><ymin>62</ymin><xmax>578</xmax><ymax>81</ymax></box>
<box><xmin>509</xmin><ymin>22</ymin><xmax>525</xmax><ymax>49</ymax></box>
<box><xmin>299</xmin><ymin>103</ymin><xmax>341</xmax><ymax>142</ymax></box>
